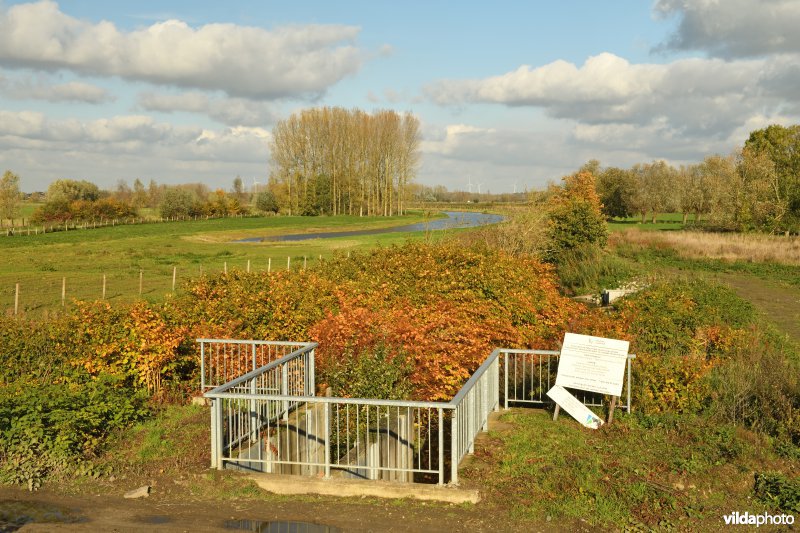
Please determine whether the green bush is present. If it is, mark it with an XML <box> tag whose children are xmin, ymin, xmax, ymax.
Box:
<box><xmin>754</xmin><ymin>472</ymin><xmax>800</xmax><ymax>513</ymax></box>
<box><xmin>0</xmin><ymin>318</ymin><xmax>85</xmax><ymax>386</ymax></box>
<box><xmin>619</xmin><ymin>278</ymin><xmax>755</xmax><ymax>357</ymax></box>
<box><xmin>555</xmin><ymin>243</ymin><xmax>636</xmax><ymax>295</ymax></box>
<box><xmin>707</xmin><ymin>328</ymin><xmax>800</xmax><ymax>445</ymax></box>
<box><xmin>325</xmin><ymin>343</ymin><xmax>413</xmax><ymax>400</ymax></box>
<box><xmin>546</xmin><ymin>171</ymin><xmax>608</xmax><ymax>262</ymax></box>
<box><xmin>0</xmin><ymin>375</ymin><xmax>149</xmax><ymax>489</ymax></box>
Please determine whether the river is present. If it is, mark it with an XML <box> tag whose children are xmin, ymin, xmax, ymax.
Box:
<box><xmin>236</xmin><ymin>211</ymin><xmax>504</xmax><ymax>243</ymax></box>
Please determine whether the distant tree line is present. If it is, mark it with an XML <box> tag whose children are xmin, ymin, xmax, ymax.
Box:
<box><xmin>20</xmin><ymin>177</ymin><xmax>277</xmax><ymax>225</ymax></box>
<box><xmin>592</xmin><ymin>124</ymin><xmax>800</xmax><ymax>234</ymax></box>
<box><xmin>409</xmin><ymin>183</ymin><xmax>527</xmax><ymax>204</ymax></box>
<box><xmin>268</xmin><ymin>107</ymin><xmax>421</xmax><ymax>216</ymax></box>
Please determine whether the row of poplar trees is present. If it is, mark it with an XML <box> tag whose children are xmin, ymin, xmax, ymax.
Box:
<box><xmin>268</xmin><ymin>107</ymin><xmax>421</xmax><ymax>216</ymax></box>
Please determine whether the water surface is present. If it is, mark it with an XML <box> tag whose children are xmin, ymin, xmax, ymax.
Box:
<box><xmin>236</xmin><ymin>211</ymin><xmax>503</xmax><ymax>243</ymax></box>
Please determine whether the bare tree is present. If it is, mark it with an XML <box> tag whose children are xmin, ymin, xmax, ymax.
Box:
<box><xmin>269</xmin><ymin>107</ymin><xmax>421</xmax><ymax>216</ymax></box>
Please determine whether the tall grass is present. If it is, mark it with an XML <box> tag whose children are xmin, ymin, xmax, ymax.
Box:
<box><xmin>614</xmin><ymin>230</ymin><xmax>800</xmax><ymax>266</ymax></box>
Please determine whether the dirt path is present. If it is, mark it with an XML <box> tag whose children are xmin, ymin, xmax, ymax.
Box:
<box><xmin>711</xmin><ymin>272</ymin><xmax>800</xmax><ymax>344</ymax></box>
<box><xmin>0</xmin><ymin>484</ymin><xmax>517</xmax><ymax>532</ymax></box>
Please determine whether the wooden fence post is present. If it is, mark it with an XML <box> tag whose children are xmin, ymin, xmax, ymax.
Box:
<box><xmin>224</xmin><ymin>262</ymin><xmax>227</xmax><ymax>274</ymax></box>
<box><xmin>102</xmin><ymin>275</ymin><xmax>106</xmax><ymax>300</ymax></box>
<box><xmin>247</xmin><ymin>259</ymin><xmax>251</xmax><ymax>273</ymax></box>
<box><xmin>287</xmin><ymin>256</ymin><xmax>291</xmax><ymax>271</ymax></box>
<box><xmin>14</xmin><ymin>283</ymin><xmax>19</xmax><ymax>315</ymax></box>
<box><xmin>268</xmin><ymin>258</ymin><xmax>271</xmax><ymax>273</ymax></box>
<box><xmin>62</xmin><ymin>277</ymin><xmax>66</xmax><ymax>307</ymax></box>
<box><xmin>172</xmin><ymin>266</ymin><xmax>177</xmax><ymax>292</ymax></box>
<box><xmin>139</xmin><ymin>270</ymin><xmax>143</xmax><ymax>296</ymax></box>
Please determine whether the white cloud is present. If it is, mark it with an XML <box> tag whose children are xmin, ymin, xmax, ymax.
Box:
<box><xmin>0</xmin><ymin>1</ymin><xmax>365</xmax><ymax>100</ymax></box>
<box><xmin>137</xmin><ymin>91</ymin><xmax>277</xmax><ymax>127</ymax></box>
<box><xmin>654</xmin><ymin>0</ymin><xmax>800</xmax><ymax>58</ymax></box>
<box><xmin>0</xmin><ymin>73</ymin><xmax>113</xmax><ymax>103</ymax></box>
<box><xmin>0</xmin><ymin>111</ymin><xmax>271</xmax><ymax>189</ymax></box>
<box><xmin>425</xmin><ymin>52</ymin><xmax>800</xmax><ymax>140</ymax></box>
<box><xmin>419</xmin><ymin>122</ymin><xmax>583</xmax><ymax>191</ymax></box>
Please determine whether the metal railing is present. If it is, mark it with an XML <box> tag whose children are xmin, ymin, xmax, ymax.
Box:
<box><xmin>206</xmin><ymin>342</ymin><xmax>317</xmax><ymax>472</ymax></box>
<box><xmin>203</xmin><ymin>340</ymin><xmax>501</xmax><ymax>485</ymax></box>
<box><xmin>449</xmin><ymin>348</ymin><xmax>501</xmax><ymax>482</ymax></box>
<box><xmin>203</xmin><ymin>341</ymin><xmax>633</xmax><ymax>486</ymax></box>
<box><xmin>501</xmin><ymin>348</ymin><xmax>635</xmax><ymax>411</ymax></box>
<box><xmin>198</xmin><ymin>338</ymin><xmax>312</xmax><ymax>391</ymax></box>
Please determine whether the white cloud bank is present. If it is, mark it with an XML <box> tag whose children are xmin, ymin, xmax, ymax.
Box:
<box><xmin>0</xmin><ymin>72</ymin><xmax>113</xmax><ymax>103</ymax></box>
<box><xmin>137</xmin><ymin>91</ymin><xmax>277</xmax><ymax>127</ymax></box>
<box><xmin>0</xmin><ymin>111</ymin><xmax>271</xmax><ymax>189</ymax></box>
<box><xmin>424</xmin><ymin>52</ymin><xmax>796</xmax><ymax>137</ymax></box>
<box><xmin>0</xmin><ymin>1</ymin><xmax>364</xmax><ymax>100</ymax></box>
<box><xmin>654</xmin><ymin>0</ymin><xmax>800</xmax><ymax>58</ymax></box>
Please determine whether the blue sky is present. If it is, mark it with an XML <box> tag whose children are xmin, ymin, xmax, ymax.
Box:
<box><xmin>0</xmin><ymin>0</ymin><xmax>798</xmax><ymax>193</ymax></box>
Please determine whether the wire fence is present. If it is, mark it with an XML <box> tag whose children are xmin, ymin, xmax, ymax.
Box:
<box><xmin>1</xmin><ymin>256</ymin><xmax>327</xmax><ymax>316</ymax></box>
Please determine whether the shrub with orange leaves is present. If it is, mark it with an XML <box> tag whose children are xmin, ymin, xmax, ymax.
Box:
<box><xmin>303</xmin><ymin>242</ymin><xmax>613</xmax><ymax>400</ymax></box>
<box><xmin>68</xmin><ymin>301</ymin><xmax>191</xmax><ymax>394</ymax></box>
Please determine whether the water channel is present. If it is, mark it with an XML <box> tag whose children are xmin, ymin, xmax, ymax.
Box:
<box><xmin>236</xmin><ymin>210</ymin><xmax>504</xmax><ymax>243</ymax></box>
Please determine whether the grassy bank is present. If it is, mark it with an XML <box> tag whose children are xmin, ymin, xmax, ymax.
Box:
<box><xmin>0</xmin><ymin>211</ymin><xmax>449</xmax><ymax>314</ymax></box>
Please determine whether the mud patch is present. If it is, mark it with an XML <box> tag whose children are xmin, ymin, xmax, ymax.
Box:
<box><xmin>224</xmin><ymin>519</ymin><xmax>341</xmax><ymax>532</ymax></box>
<box><xmin>0</xmin><ymin>500</ymin><xmax>85</xmax><ymax>531</ymax></box>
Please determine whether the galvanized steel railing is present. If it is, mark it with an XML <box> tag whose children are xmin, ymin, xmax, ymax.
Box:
<box><xmin>202</xmin><ymin>341</ymin><xmax>633</xmax><ymax>486</ymax></box>
<box><xmin>202</xmin><ymin>339</ymin><xmax>500</xmax><ymax>485</ymax></box>
<box><xmin>198</xmin><ymin>338</ymin><xmax>312</xmax><ymax>391</ymax></box>
<box><xmin>501</xmin><ymin>348</ymin><xmax>635</xmax><ymax>411</ymax></box>
<box><xmin>448</xmin><ymin>348</ymin><xmax>501</xmax><ymax>482</ymax></box>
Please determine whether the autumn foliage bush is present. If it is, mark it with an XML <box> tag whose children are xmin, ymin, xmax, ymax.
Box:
<box><xmin>614</xmin><ymin>277</ymin><xmax>800</xmax><ymax>446</ymax></box>
<box><xmin>177</xmin><ymin>242</ymin><xmax>615</xmax><ymax>400</ymax></box>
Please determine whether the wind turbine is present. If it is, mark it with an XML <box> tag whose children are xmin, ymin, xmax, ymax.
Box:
<box><xmin>477</xmin><ymin>183</ymin><xmax>483</xmax><ymax>195</ymax></box>
<box><xmin>467</xmin><ymin>176</ymin><xmax>474</xmax><ymax>194</ymax></box>
<box><xmin>252</xmin><ymin>177</ymin><xmax>261</xmax><ymax>195</ymax></box>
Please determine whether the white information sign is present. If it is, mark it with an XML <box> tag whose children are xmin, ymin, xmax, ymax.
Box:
<box><xmin>555</xmin><ymin>333</ymin><xmax>630</xmax><ymax>397</ymax></box>
<box><xmin>546</xmin><ymin>385</ymin><xmax>604</xmax><ymax>429</ymax></box>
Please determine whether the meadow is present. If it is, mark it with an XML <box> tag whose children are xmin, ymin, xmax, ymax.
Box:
<box><xmin>1</xmin><ymin>206</ymin><xmax>797</xmax><ymax>529</ymax></box>
<box><xmin>0</xmin><ymin>210</ymin><xmax>450</xmax><ymax>314</ymax></box>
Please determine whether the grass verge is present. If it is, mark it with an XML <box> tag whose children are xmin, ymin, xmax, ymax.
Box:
<box><xmin>463</xmin><ymin>409</ymin><xmax>794</xmax><ymax>530</ymax></box>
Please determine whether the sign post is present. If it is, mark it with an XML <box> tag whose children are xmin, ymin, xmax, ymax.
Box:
<box><xmin>548</xmin><ymin>333</ymin><xmax>630</xmax><ymax>428</ymax></box>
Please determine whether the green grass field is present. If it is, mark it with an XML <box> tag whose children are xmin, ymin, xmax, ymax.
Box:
<box><xmin>607</xmin><ymin>212</ymin><xmax>686</xmax><ymax>232</ymax></box>
<box><xmin>0</xmin><ymin>211</ymin><xmax>452</xmax><ymax>314</ymax></box>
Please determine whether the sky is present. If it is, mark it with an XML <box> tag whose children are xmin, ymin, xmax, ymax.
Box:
<box><xmin>0</xmin><ymin>0</ymin><xmax>799</xmax><ymax>194</ymax></box>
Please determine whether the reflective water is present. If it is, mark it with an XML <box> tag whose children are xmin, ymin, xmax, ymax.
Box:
<box><xmin>224</xmin><ymin>519</ymin><xmax>342</xmax><ymax>532</ymax></box>
<box><xmin>236</xmin><ymin>210</ymin><xmax>504</xmax><ymax>243</ymax></box>
<box><xmin>0</xmin><ymin>500</ymin><xmax>85</xmax><ymax>532</ymax></box>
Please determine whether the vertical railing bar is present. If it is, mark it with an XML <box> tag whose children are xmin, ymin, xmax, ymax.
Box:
<box><xmin>450</xmin><ymin>408</ymin><xmax>458</xmax><ymax>484</ymax></box>
<box><xmin>335</xmin><ymin>403</ymin><xmax>341</xmax><ymax>467</ymax></box>
<box><xmin>504</xmin><ymin>352</ymin><xmax>509</xmax><ymax>409</ymax></box>
<box><xmin>210</xmin><ymin>398</ymin><xmax>218</xmax><ymax>468</ymax></box>
<box><xmin>437</xmin><ymin>408</ymin><xmax>444</xmax><ymax>485</ymax></box>
<box><xmin>200</xmin><ymin>342</ymin><xmax>206</xmax><ymax>390</ymax></box>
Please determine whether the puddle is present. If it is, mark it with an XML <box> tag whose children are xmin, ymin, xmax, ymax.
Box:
<box><xmin>136</xmin><ymin>514</ymin><xmax>171</xmax><ymax>525</ymax></box>
<box><xmin>0</xmin><ymin>500</ymin><xmax>85</xmax><ymax>532</ymax></box>
<box><xmin>224</xmin><ymin>519</ymin><xmax>342</xmax><ymax>532</ymax></box>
